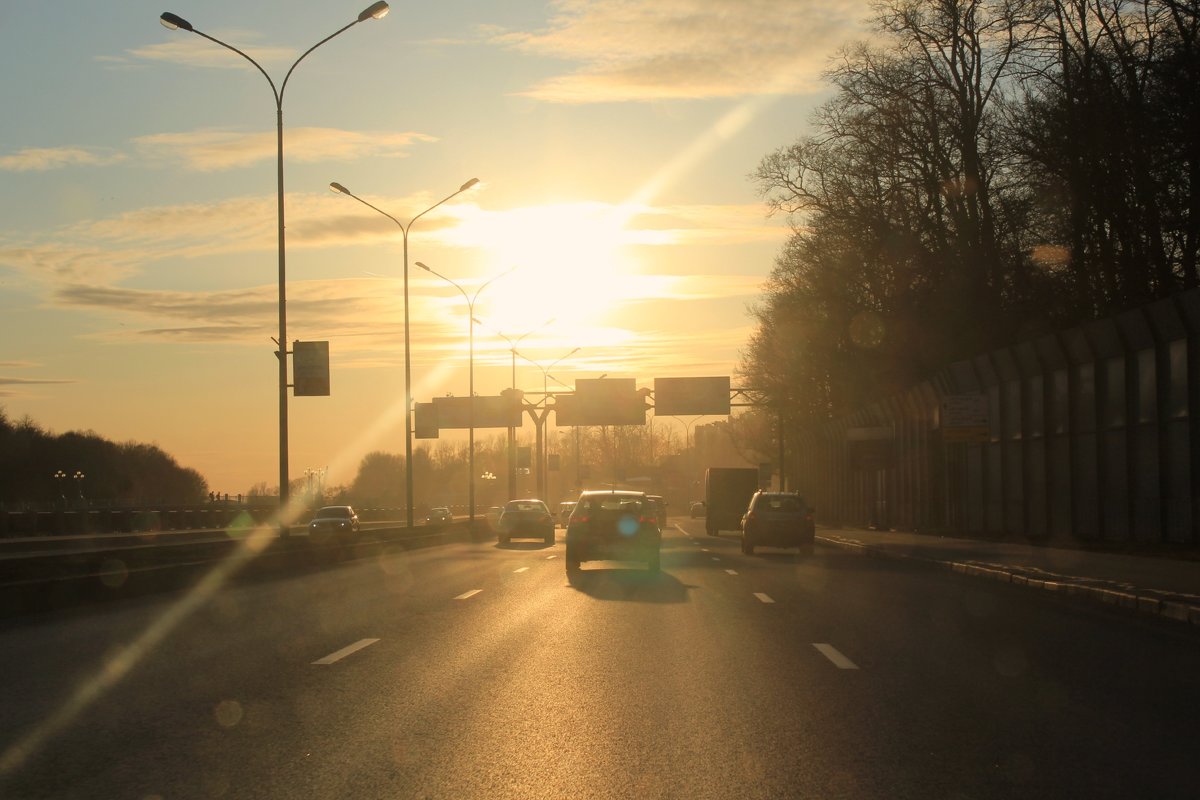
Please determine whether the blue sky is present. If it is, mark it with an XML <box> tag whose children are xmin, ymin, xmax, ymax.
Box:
<box><xmin>0</xmin><ymin>0</ymin><xmax>867</xmax><ymax>493</ymax></box>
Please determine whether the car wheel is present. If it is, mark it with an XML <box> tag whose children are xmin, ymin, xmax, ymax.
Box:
<box><xmin>544</xmin><ymin>534</ymin><xmax>554</xmax><ymax>545</ymax></box>
<box><xmin>706</xmin><ymin>526</ymin><xmax>717</xmax><ymax>537</ymax></box>
<box><xmin>500</xmin><ymin>535</ymin><xmax>510</xmax><ymax>545</ymax></box>
<box><xmin>647</xmin><ymin>550</ymin><xmax>661</xmax><ymax>573</ymax></box>
<box><xmin>742</xmin><ymin>536</ymin><xmax>755</xmax><ymax>555</ymax></box>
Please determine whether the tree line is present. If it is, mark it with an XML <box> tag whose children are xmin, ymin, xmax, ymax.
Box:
<box><xmin>0</xmin><ymin>408</ymin><xmax>208</xmax><ymax>507</ymax></box>
<box><xmin>742</xmin><ymin>0</ymin><xmax>1198</xmax><ymax>431</ymax></box>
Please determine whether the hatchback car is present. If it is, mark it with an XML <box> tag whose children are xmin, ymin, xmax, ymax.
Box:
<box><xmin>645</xmin><ymin>494</ymin><xmax>668</xmax><ymax>529</ymax></box>
<box><xmin>689</xmin><ymin>501</ymin><xmax>706</xmax><ymax>518</ymax></box>
<box><xmin>306</xmin><ymin>505</ymin><xmax>360</xmax><ymax>541</ymax></box>
<box><xmin>425</xmin><ymin>507</ymin><xmax>453</xmax><ymax>525</ymax></box>
<box><xmin>498</xmin><ymin>499</ymin><xmax>554</xmax><ymax>545</ymax></box>
<box><xmin>557</xmin><ymin>501</ymin><xmax>577</xmax><ymax>528</ymax></box>
<box><xmin>740</xmin><ymin>492</ymin><xmax>815</xmax><ymax>555</ymax></box>
<box><xmin>565</xmin><ymin>490</ymin><xmax>661</xmax><ymax>574</ymax></box>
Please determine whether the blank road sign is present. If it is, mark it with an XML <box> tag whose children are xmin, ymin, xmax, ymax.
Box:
<box><xmin>653</xmin><ymin>376</ymin><xmax>731</xmax><ymax>416</ymax></box>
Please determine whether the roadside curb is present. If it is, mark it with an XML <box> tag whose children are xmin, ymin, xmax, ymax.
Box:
<box><xmin>816</xmin><ymin>533</ymin><xmax>1200</xmax><ymax>628</ymax></box>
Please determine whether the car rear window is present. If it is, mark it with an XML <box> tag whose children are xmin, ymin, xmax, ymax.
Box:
<box><xmin>594</xmin><ymin>498</ymin><xmax>644</xmax><ymax>514</ymax></box>
<box><xmin>506</xmin><ymin>501</ymin><xmax>547</xmax><ymax>512</ymax></box>
<box><xmin>760</xmin><ymin>496</ymin><xmax>804</xmax><ymax>511</ymax></box>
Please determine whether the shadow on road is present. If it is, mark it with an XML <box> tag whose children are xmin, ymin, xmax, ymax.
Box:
<box><xmin>566</xmin><ymin>567</ymin><xmax>693</xmax><ymax>603</ymax></box>
<box><xmin>493</xmin><ymin>540</ymin><xmax>555</xmax><ymax>551</ymax></box>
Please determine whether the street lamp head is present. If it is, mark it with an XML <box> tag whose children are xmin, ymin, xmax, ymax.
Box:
<box><xmin>329</xmin><ymin>182</ymin><xmax>351</xmax><ymax>195</ymax></box>
<box><xmin>415</xmin><ymin>261</ymin><xmax>431</xmax><ymax>272</ymax></box>
<box><xmin>358</xmin><ymin>1</ymin><xmax>390</xmax><ymax>21</ymax></box>
<box><xmin>460</xmin><ymin>178</ymin><xmax>480</xmax><ymax>192</ymax></box>
<box><xmin>159</xmin><ymin>12</ymin><xmax>193</xmax><ymax>31</ymax></box>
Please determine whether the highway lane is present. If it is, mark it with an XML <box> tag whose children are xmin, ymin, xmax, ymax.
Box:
<box><xmin>0</xmin><ymin>519</ymin><xmax>1196</xmax><ymax>798</ymax></box>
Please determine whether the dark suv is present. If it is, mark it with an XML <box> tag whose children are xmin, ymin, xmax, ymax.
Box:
<box><xmin>565</xmin><ymin>490</ymin><xmax>662</xmax><ymax>574</ymax></box>
<box><xmin>740</xmin><ymin>492</ymin><xmax>815</xmax><ymax>555</ymax></box>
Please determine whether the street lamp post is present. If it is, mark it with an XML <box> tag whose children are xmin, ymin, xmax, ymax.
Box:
<box><xmin>673</xmin><ymin>415</ymin><xmax>703</xmax><ymax>502</ymax></box>
<box><xmin>416</xmin><ymin>262</ymin><xmax>513</xmax><ymax>524</ymax></box>
<box><xmin>516</xmin><ymin>347</ymin><xmax>580</xmax><ymax>499</ymax></box>
<box><xmin>473</xmin><ymin>317</ymin><xmax>554</xmax><ymax>501</ymax></box>
<box><xmin>329</xmin><ymin>179</ymin><xmax>479</xmax><ymax>528</ymax></box>
<box><xmin>53</xmin><ymin>470</ymin><xmax>66</xmax><ymax>504</ymax></box>
<box><xmin>160</xmin><ymin>3</ymin><xmax>389</xmax><ymax>520</ymax></box>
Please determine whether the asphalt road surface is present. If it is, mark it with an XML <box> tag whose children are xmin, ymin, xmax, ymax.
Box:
<box><xmin>0</xmin><ymin>519</ymin><xmax>1196</xmax><ymax>799</ymax></box>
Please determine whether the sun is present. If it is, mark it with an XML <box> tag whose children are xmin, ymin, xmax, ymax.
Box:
<box><xmin>448</xmin><ymin>201</ymin><xmax>642</xmax><ymax>341</ymax></box>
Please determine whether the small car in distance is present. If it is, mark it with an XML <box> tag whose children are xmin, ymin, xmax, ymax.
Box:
<box><xmin>498</xmin><ymin>499</ymin><xmax>555</xmax><ymax>545</ymax></box>
<box><xmin>425</xmin><ymin>507</ymin><xmax>453</xmax><ymax>525</ymax></box>
<box><xmin>645</xmin><ymin>494</ymin><xmax>668</xmax><ymax>529</ymax></box>
<box><xmin>485</xmin><ymin>506</ymin><xmax>503</xmax><ymax>528</ymax></box>
<box><xmin>566</xmin><ymin>490</ymin><xmax>661</xmax><ymax>575</ymax></box>
<box><xmin>557</xmin><ymin>501</ymin><xmax>577</xmax><ymax>528</ymax></box>
<box><xmin>689</xmin><ymin>501</ymin><xmax>706</xmax><ymax>518</ymax></box>
<box><xmin>740</xmin><ymin>492</ymin><xmax>815</xmax><ymax>555</ymax></box>
<box><xmin>307</xmin><ymin>505</ymin><xmax>360</xmax><ymax>542</ymax></box>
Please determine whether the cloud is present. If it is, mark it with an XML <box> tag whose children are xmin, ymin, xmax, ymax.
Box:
<box><xmin>51</xmin><ymin>279</ymin><xmax>407</xmax><ymax>347</ymax></box>
<box><xmin>0</xmin><ymin>377</ymin><xmax>76</xmax><ymax>385</ymax></box>
<box><xmin>0</xmin><ymin>147</ymin><xmax>127</xmax><ymax>172</ymax></box>
<box><xmin>0</xmin><ymin>372</ymin><xmax>77</xmax><ymax>398</ymax></box>
<box><xmin>124</xmin><ymin>34</ymin><xmax>297</xmax><ymax>71</ymax></box>
<box><xmin>630</xmin><ymin>203</ymin><xmax>790</xmax><ymax>246</ymax></box>
<box><xmin>134</xmin><ymin>128</ymin><xmax>437</xmax><ymax>171</ymax></box>
<box><xmin>491</xmin><ymin>0</ymin><xmax>866</xmax><ymax>102</ymax></box>
<box><xmin>0</xmin><ymin>191</ymin><xmax>467</xmax><ymax>288</ymax></box>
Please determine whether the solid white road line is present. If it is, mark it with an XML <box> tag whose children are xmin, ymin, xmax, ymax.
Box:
<box><xmin>312</xmin><ymin>638</ymin><xmax>380</xmax><ymax>665</ymax></box>
<box><xmin>813</xmin><ymin>643</ymin><xmax>859</xmax><ymax>670</ymax></box>
<box><xmin>454</xmin><ymin>589</ymin><xmax>483</xmax><ymax>600</ymax></box>
<box><xmin>725</xmin><ymin>569</ymin><xmax>739</xmax><ymax>575</ymax></box>
<box><xmin>754</xmin><ymin>593</ymin><xmax>775</xmax><ymax>604</ymax></box>
<box><xmin>514</xmin><ymin>567</ymin><xmax>530</xmax><ymax>573</ymax></box>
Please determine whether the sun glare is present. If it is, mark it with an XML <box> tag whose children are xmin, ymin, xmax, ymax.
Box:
<box><xmin>450</xmin><ymin>202</ymin><xmax>641</xmax><ymax>343</ymax></box>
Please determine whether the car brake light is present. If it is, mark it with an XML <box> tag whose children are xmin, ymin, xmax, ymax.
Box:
<box><xmin>573</xmin><ymin>515</ymin><xmax>588</xmax><ymax>524</ymax></box>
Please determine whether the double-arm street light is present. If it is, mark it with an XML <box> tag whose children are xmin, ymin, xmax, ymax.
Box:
<box><xmin>473</xmin><ymin>317</ymin><xmax>554</xmax><ymax>501</ymax></box>
<box><xmin>329</xmin><ymin>179</ymin><xmax>480</xmax><ymax>528</ymax></box>
<box><xmin>516</xmin><ymin>347</ymin><xmax>581</xmax><ymax>499</ymax></box>
<box><xmin>160</xmin><ymin>3</ymin><xmax>389</xmax><ymax>516</ymax></box>
<box><xmin>416</xmin><ymin>262</ymin><xmax>513</xmax><ymax>523</ymax></box>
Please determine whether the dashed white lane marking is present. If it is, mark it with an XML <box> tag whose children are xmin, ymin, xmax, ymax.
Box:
<box><xmin>711</xmin><ymin>557</ymin><xmax>720</xmax><ymax>561</ymax></box>
<box><xmin>312</xmin><ymin>638</ymin><xmax>380</xmax><ymax>665</ymax></box>
<box><xmin>454</xmin><ymin>589</ymin><xmax>483</xmax><ymax>600</ymax></box>
<box><xmin>701</xmin><ymin>548</ymin><xmax>711</xmax><ymax>552</ymax></box>
<box><xmin>754</xmin><ymin>593</ymin><xmax>775</xmax><ymax>604</ymax></box>
<box><xmin>725</xmin><ymin>569</ymin><xmax>739</xmax><ymax>575</ymax></box>
<box><xmin>514</xmin><ymin>567</ymin><xmax>530</xmax><ymax>573</ymax></box>
<box><xmin>813</xmin><ymin>643</ymin><xmax>859</xmax><ymax>670</ymax></box>
<box><xmin>545</xmin><ymin>555</ymin><xmax>557</xmax><ymax>560</ymax></box>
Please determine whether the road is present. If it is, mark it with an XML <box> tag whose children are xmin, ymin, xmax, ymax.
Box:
<box><xmin>0</xmin><ymin>518</ymin><xmax>1196</xmax><ymax>799</ymax></box>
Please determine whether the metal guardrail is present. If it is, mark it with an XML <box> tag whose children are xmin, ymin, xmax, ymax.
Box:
<box><xmin>0</xmin><ymin>519</ymin><xmax>490</xmax><ymax>592</ymax></box>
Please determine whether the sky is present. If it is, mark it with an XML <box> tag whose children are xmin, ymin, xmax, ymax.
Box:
<box><xmin>0</xmin><ymin>0</ymin><xmax>869</xmax><ymax>495</ymax></box>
